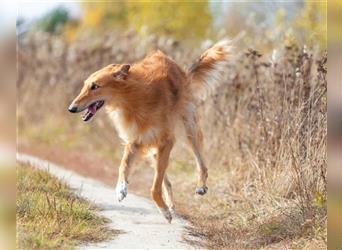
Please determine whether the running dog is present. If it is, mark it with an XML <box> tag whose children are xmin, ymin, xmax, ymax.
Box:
<box><xmin>68</xmin><ymin>40</ymin><xmax>232</xmax><ymax>222</ymax></box>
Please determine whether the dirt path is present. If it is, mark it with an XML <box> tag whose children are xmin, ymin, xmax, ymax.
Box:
<box><xmin>17</xmin><ymin>153</ymin><xmax>198</xmax><ymax>249</ymax></box>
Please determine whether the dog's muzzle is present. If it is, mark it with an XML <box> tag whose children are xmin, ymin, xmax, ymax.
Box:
<box><xmin>68</xmin><ymin>104</ymin><xmax>78</xmax><ymax>113</ymax></box>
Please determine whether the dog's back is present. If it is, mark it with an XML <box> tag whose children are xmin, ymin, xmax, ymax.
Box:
<box><xmin>132</xmin><ymin>39</ymin><xmax>233</xmax><ymax>105</ymax></box>
<box><xmin>133</xmin><ymin>50</ymin><xmax>187</xmax><ymax>102</ymax></box>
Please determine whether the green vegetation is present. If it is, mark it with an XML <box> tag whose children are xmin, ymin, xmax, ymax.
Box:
<box><xmin>295</xmin><ymin>1</ymin><xmax>327</xmax><ymax>47</ymax></box>
<box><xmin>126</xmin><ymin>1</ymin><xmax>212</xmax><ymax>40</ymax></box>
<box><xmin>17</xmin><ymin>164</ymin><xmax>116</xmax><ymax>249</ymax></box>
<box><xmin>29</xmin><ymin>1</ymin><xmax>327</xmax><ymax>48</ymax></box>
<box><xmin>65</xmin><ymin>1</ymin><xmax>212</xmax><ymax>41</ymax></box>
<box><xmin>36</xmin><ymin>7</ymin><xmax>70</xmax><ymax>34</ymax></box>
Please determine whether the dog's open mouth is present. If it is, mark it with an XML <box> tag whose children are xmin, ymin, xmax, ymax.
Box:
<box><xmin>82</xmin><ymin>100</ymin><xmax>105</xmax><ymax>122</ymax></box>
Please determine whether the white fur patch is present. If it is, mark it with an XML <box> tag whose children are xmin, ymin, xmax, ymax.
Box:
<box><xmin>146</xmin><ymin>148</ymin><xmax>158</xmax><ymax>158</ymax></box>
<box><xmin>116</xmin><ymin>180</ymin><xmax>128</xmax><ymax>202</ymax></box>
<box><xmin>108</xmin><ymin>109</ymin><xmax>160</xmax><ymax>144</ymax></box>
<box><xmin>108</xmin><ymin>109</ymin><xmax>138</xmax><ymax>143</ymax></box>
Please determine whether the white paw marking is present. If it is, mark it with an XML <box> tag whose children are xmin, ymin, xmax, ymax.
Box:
<box><xmin>116</xmin><ymin>181</ymin><xmax>128</xmax><ymax>202</ymax></box>
<box><xmin>195</xmin><ymin>186</ymin><xmax>208</xmax><ymax>195</ymax></box>
<box><xmin>159</xmin><ymin>207</ymin><xmax>172</xmax><ymax>223</ymax></box>
<box><xmin>169</xmin><ymin>206</ymin><xmax>176</xmax><ymax>215</ymax></box>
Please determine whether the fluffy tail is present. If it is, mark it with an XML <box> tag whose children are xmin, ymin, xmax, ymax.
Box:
<box><xmin>187</xmin><ymin>39</ymin><xmax>233</xmax><ymax>100</ymax></box>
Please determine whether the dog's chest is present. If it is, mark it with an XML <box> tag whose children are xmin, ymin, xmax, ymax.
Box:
<box><xmin>108</xmin><ymin>109</ymin><xmax>160</xmax><ymax>144</ymax></box>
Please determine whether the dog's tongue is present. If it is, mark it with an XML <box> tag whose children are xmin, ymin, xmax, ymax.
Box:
<box><xmin>82</xmin><ymin>100</ymin><xmax>104</xmax><ymax>122</ymax></box>
<box><xmin>82</xmin><ymin>103</ymin><xmax>97</xmax><ymax>122</ymax></box>
<box><xmin>88</xmin><ymin>104</ymin><xmax>97</xmax><ymax>114</ymax></box>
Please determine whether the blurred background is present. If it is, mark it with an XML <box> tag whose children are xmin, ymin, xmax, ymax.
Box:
<box><xmin>327</xmin><ymin>1</ymin><xmax>342</xmax><ymax>249</ymax></box>
<box><xmin>0</xmin><ymin>2</ymin><xmax>16</xmax><ymax>250</ymax></box>
<box><xmin>12</xmin><ymin>0</ymin><xmax>333</xmax><ymax>249</ymax></box>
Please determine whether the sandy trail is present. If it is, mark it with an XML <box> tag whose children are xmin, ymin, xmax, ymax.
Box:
<box><xmin>17</xmin><ymin>153</ymin><xmax>199</xmax><ymax>249</ymax></box>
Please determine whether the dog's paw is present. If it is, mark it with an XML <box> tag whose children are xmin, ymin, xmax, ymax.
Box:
<box><xmin>169</xmin><ymin>206</ymin><xmax>176</xmax><ymax>215</ymax></box>
<box><xmin>116</xmin><ymin>181</ymin><xmax>128</xmax><ymax>202</ymax></box>
<box><xmin>195</xmin><ymin>186</ymin><xmax>208</xmax><ymax>195</ymax></box>
<box><xmin>159</xmin><ymin>207</ymin><xmax>172</xmax><ymax>223</ymax></box>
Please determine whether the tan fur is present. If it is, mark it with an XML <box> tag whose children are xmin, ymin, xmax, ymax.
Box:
<box><xmin>69</xmin><ymin>40</ymin><xmax>232</xmax><ymax>222</ymax></box>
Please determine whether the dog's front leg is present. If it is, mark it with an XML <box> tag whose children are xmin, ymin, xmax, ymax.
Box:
<box><xmin>116</xmin><ymin>143</ymin><xmax>139</xmax><ymax>202</ymax></box>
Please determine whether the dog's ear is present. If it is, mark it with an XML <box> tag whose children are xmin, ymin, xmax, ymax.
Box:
<box><xmin>113</xmin><ymin>64</ymin><xmax>130</xmax><ymax>80</ymax></box>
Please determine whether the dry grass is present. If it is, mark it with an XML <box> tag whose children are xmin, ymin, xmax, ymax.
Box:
<box><xmin>170</xmin><ymin>45</ymin><xmax>327</xmax><ymax>249</ymax></box>
<box><xmin>17</xmin><ymin>163</ymin><xmax>118</xmax><ymax>249</ymax></box>
<box><xmin>18</xmin><ymin>30</ymin><xmax>327</xmax><ymax>249</ymax></box>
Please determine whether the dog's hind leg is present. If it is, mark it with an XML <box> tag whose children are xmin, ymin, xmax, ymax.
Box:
<box><xmin>163</xmin><ymin>174</ymin><xmax>175</xmax><ymax>212</ymax></box>
<box><xmin>148</xmin><ymin>150</ymin><xmax>175</xmax><ymax>212</ymax></box>
<box><xmin>116</xmin><ymin>143</ymin><xmax>140</xmax><ymax>202</ymax></box>
<box><xmin>183</xmin><ymin>113</ymin><xmax>208</xmax><ymax>195</ymax></box>
<box><xmin>151</xmin><ymin>139</ymin><xmax>174</xmax><ymax>223</ymax></box>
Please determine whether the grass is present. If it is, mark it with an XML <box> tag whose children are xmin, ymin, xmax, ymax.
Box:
<box><xmin>170</xmin><ymin>164</ymin><xmax>326</xmax><ymax>249</ymax></box>
<box><xmin>17</xmin><ymin>163</ymin><xmax>117</xmax><ymax>250</ymax></box>
<box><xmin>0</xmin><ymin>166</ymin><xmax>16</xmax><ymax>250</ymax></box>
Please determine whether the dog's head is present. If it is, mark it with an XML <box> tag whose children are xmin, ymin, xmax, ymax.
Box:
<box><xmin>68</xmin><ymin>64</ymin><xmax>130</xmax><ymax>122</ymax></box>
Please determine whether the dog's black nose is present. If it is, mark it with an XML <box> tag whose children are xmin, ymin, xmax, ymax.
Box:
<box><xmin>68</xmin><ymin>105</ymin><xmax>78</xmax><ymax>113</ymax></box>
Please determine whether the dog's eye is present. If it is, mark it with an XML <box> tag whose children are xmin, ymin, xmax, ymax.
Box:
<box><xmin>91</xmin><ymin>83</ymin><xmax>99</xmax><ymax>90</ymax></box>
